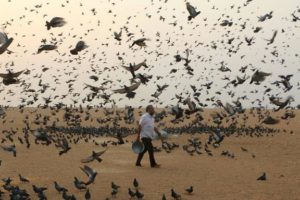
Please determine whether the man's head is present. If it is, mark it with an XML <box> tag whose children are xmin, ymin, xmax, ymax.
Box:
<box><xmin>146</xmin><ymin>105</ymin><xmax>155</xmax><ymax>116</ymax></box>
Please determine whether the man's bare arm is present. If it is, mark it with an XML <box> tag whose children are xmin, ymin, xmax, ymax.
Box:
<box><xmin>137</xmin><ymin>124</ymin><xmax>141</xmax><ymax>141</ymax></box>
<box><xmin>154</xmin><ymin>127</ymin><xmax>163</xmax><ymax>141</ymax></box>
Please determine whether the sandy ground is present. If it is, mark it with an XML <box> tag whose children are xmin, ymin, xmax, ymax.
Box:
<box><xmin>0</xmin><ymin>108</ymin><xmax>299</xmax><ymax>200</ymax></box>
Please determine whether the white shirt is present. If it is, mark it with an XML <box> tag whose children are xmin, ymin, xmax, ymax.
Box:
<box><xmin>139</xmin><ymin>113</ymin><xmax>155</xmax><ymax>139</ymax></box>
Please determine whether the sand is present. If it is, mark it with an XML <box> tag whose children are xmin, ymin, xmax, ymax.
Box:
<box><xmin>0</xmin><ymin>107</ymin><xmax>299</xmax><ymax>200</ymax></box>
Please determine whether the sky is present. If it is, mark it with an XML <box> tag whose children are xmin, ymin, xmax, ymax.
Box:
<box><xmin>0</xmin><ymin>0</ymin><xmax>299</xmax><ymax>109</ymax></box>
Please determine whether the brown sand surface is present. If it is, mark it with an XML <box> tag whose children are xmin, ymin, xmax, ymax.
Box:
<box><xmin>0</xmin><ymin>108</ymin><xmax>299</xmax><ymax>200</ymax></box>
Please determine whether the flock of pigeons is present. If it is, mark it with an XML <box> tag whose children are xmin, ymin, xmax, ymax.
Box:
<box><xmin>0</xmin><ymin>0</ymin><xmax>299</xmax><ymax>199</ymax></box>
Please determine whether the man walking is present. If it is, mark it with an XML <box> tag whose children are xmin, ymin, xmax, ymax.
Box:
<box><xmin>136</xmin><ymin>105</ymin><xmax>162</xmax><ymax>168</ymax></box>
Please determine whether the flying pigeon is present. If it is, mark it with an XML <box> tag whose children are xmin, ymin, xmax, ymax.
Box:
<box><xmin>186</xmin><ymin>2</ymin><xmax>201</xmax><ymax>21</ymax></box>
<box><xmin>46</xmin><ymin>17</ymin><xmax>66</xmax><ymax>30</ymax></box>
<box><xmin>0</xmin><ymin>70</ymin><xmax>24</xmax><ymax>85</ymax></box>
<box><xmin>0</xmin><ymin>32</ymin><xmax>13</xmax><ymax>54</ymax></box>
<box><xmin>70</xmin><ymin>41</ymin><xmax>88</xmax><ymax>55</ymax></box>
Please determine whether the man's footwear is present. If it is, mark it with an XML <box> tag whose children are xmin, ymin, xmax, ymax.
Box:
<box><xmin>151</xmin><ymin>164</ymin><xmax>161</xmax><ymax>168</ymax></box>
<box><xmin>136</xmin><ymin>163</ymin><xmax>142</xmax><ymax>167</ymax></box>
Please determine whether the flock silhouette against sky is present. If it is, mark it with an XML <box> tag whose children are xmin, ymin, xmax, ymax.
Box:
<box><xmin>0</xmin><ymin>0</ymin><xmax>299</xmax><ymax>108</ymax></box>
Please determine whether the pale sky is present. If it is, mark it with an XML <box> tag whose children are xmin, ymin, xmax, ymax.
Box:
<box><xmin>0</xmin><ymin>0</ymin><xmax>299</xmax><ymax>108</ymax></box>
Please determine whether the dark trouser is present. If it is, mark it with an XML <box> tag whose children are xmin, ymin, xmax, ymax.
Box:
<box><xmin>136</xmin><ymin>138</ymin><xmax>157</xmax><ymax>167</ymax></box>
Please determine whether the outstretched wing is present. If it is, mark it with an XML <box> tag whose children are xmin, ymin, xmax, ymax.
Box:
<box><xmin>0</xmin><ymin>73</ymin><xmax>10</xmax><ymax>79</ymax></box>
<box><xmin>93</xmin><ymin>149</ymin><xmax>107</xmax><ymax>157</ymax></box>
<box><xmin>122</xmin><ymin>65</ymin><xmax>131</xmax><ymax>72</ymax></box>
<box><xmin>80</xmin><ymin>165</ymin><xmax>94</xmax><ymax>177</ymax></box>
<box><xmin>80</xmin><ymin>156</ymin><xmax>94</xmax><ymax>163</ymax></box>
<box><xmin>11</xmin><ymin>70</ymin><xmax>24</xmax><ymax>78</ymax></box>
<box><xmin>0</xmin><ymin>32</ymin><xmax>8</xmax><ymax>44</ymax></box>
<box><xmin>132</xmin><ymin>60</ymin><xmax>147</xmax><ymax>71</ymax></box>
<box><xmin>186</xmin><ymin>3</ymin><xmax>196</xmax><ymax>16</ymax></box>
<box><xmin>113</xmin><ymin>82</ymin><xmax>141</xmax><ymax>94</ymax></box>
<box><xmin>127</xmin><ymin>81</ymin><xmax>141</xmax><ymax>91</ymax></box>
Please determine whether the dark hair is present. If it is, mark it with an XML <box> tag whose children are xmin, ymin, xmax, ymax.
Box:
<box><xmin>146</xmin><ymin>105</ymin><xmax>153</xmax><ymax>112</ymax></box>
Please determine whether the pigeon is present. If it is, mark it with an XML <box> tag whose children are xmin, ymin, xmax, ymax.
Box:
<box><xmin>135</xmin><ymin>189</ymin><xmax>144</xmax><ymax>199</ymax></box>
<box><xmin>241</xmin><ymin>147</ymin><xmax>248</xmax><ymax>152</ymax></box>
<box><xmin>257</xmin><ymin>172</ymin><xmax>267</xmax><ymax>181</ymax></box>
<box><xmin>269</xmin><ymin>96</ymin><xmax>293</xmax><ymax>111</ymax></box>
<box><xmin>262</xmin><ymin>116</ymin><xmax>279</xmax><ymax>125</ymax></box>
<box><xmin>122</xmin><ymin>60</ymin><xmax>148</xmax><ymax>78</ymax></box>
<box><xmin>134</xmin><ymin>73</ymin><xmax>152</xmax><ymax>85</ymax></box>
<box><xmin>70</xmin><ymin>41</ymin><xmax>88</xmax><ymax>55</ymax></box>
<box><xmin>111</xmin><ymin>188</ymin><xmax>118</xmax><ymax>198</ymax></box>
<box><xmin>245</xmin><ymin>37</ymin><xmax>254</xmax><ymax>46</ymax></box>
<box><xmin>1</xmin><ymin>144</ymin><xmax>16</xmax><ymax>157</ymax></box>
<box><xmin>128</xmin><ymin>188</ymin><xmax>136</xmax><ymax>199</ymax></box>
<box><xmin>266</xmin><ymin>30</ymin><xmax>278</xmax><ymax>45</ymax></box>
<box><xmin>186</xmin><ymin>2</ymin><xmax>201</xmax><ymax>21</ymax></box>
<box><xmin>73</xmin><ymin>177</ymin><xmax>86</xmax><ymax>190</ymax></box>
<box><xmin>250</xmin><ymin>70</ymin><xmax>271</xmax><ymax>84</ymax></box>
<box><xmin>114</xmin><ymin>29</ymin><xmax>122</xmax><ymax>41</ymax></box>
<box><xmin>111</xmin><ymin>182</ymin><xmax>120</xmax><ymax>191</ymax></box>
<box><xmin>216</xmin><ymin>100</ymin><xmax>235</xmax><ymax>116</ymax></box>
<box><xmin>171</xmin><ymin>105</ymin><xmax>184</xmax><ymax>119</ymax></box>
<box><xmin>37</xmin><ymin>44</ymin><xmax>57</xmax><ymax>54</ymax></box>
<box><xmin>185</xmin><ymin>186</ymin><xmax>193</xmax><ymax>194</ymax></box>
<box><xmin>113</xmin><ymin>81</ymin><xmax>141</xmax><ymax>98</ymax></box>
<box><xmin>272</xmin><ymin>75</ymin><xmax>293</xmax><ymax>91</ymax></box>
<box><xmin>133</xmin><ymin>178</ymin><xmax>139</xmax><ymax>189</ymax></box>
<box><xmin>80</xmin><ymin>165</ymin><xmax>97</xmax><ymax>185</ymax></box>
<box><xmin>292</xmin><ymin>13</ymin><xmax>300</xmax><ymax>22</ymax></box>
<box><xmin>46</xmin><ymin>17</ymin><xmax>66</xmax><ymax>30</ymax></box>
<box><xmin>171</xmin><ymin>189</ymin><xmax>181</xmax><ymax>200</ymax></box>
<box><xmin>32</xmin><ymin>185</ymin><xmax>47</xmax><ymax>196</ymax></box>
<box><xmin>62</xmin><ymin>190</ymin><xmax>76</xmax><ymax>200</ymax></box>
<box><xmin>33</xmin><ymin>129</ymin><xmax>52</xmax><ymax>145</ymax></box>
<box><xmin>81</xmin><ymin>149</ymin><xmax>107</xmax><ymax>163</ymax></box>
<box><xmin>85</xmin><ymin>188</ymin><xmax>91</xmax><ymax>200</ymax></box>
<box><xmin>130</xmin><ymin>38</ymin><xmax>149</xmax><ymax>48</ymax></box>
<box><xmin>254</xmin><ymin>27</ymin><xmax>263</xmax><ymax>33</ymax></box>
<box><xmin>220</xmin><ymin>19</ymin><xmax>233</xmax><ymax>26</ymax></box>
<box><xmin>19</xmin><ymin>174</ymin><xmax>29</xmax><ymax>183</ymax></box>
<box><xmin>56</xmin><ymin>138</ymin><xmax>71</xmax><ymax>155</ymax></box>
<box><xmin>0</xmin><ymin>32</ymin><xmax>13</xmax><ymax>54</ymax></box>
<box><xmin>258</xmin><ymin>11</ymin><xmax>273</xmax><ymax>22</ymax></box>
<box><xmin>54</xmin><ymin>181</ymin><xmax>68</xmax><ymax>193</ymax></box>
<box><xmin>0</xmin><ymin>70</ymin><xmax>24</xmax><ymax>85</ymax></box>
<box><xmin>2</xmin><ymin>177</ymin><xmax>12</xmax><ymax>185</ymax></box>
<box><xmin>183</xmin><ymin>97</ymin><xmax>201</xmax><ymax>115</ymax></box>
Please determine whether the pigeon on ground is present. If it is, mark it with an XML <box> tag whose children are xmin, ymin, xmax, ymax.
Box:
<box><xmin>1</xmin><ymin>144</ymin><xmax>16</xmax><ymax>157</ymax></box>
<box><xmin>54</xmin><ymin>181</ymin><xmax>68</xmax><ymax>193</ymax></box>
<box><xmin>257</xmin><ymin>172</ymin><xmax>267</xmax><ymax>181</ymax></box>
<box><xmin>19</xmin><ymin>174</ymin><xmax>29</xmax><ymax>183</ymax></box>
<box><xmin>185</xmin><ymin>186</ymin><xmax>193</xmax><ymax>194</ymax></box>
<box><xmin>171</xmin><ymin>189</ymin><xmax>181</xmax><ymax>200</ymax></box>
<box><xmin>262</xmin><ymin>116</ymin><xmax>280</xmax><ymax>125</ymax></box>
